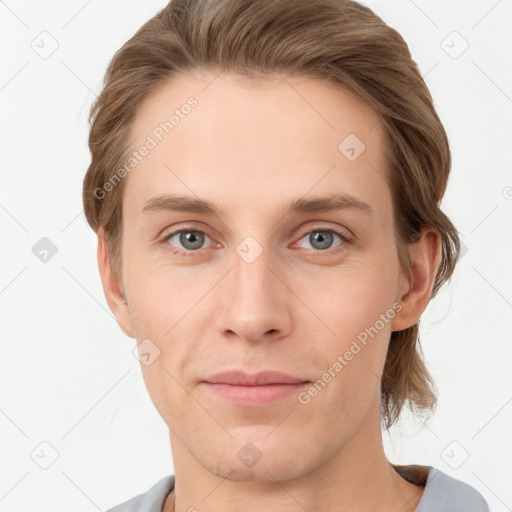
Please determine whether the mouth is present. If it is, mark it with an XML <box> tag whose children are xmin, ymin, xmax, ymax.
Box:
<box><xmin>201</xmin><ymin>370</ymin><xmax>311</xmax><ymax>405</ymax></box>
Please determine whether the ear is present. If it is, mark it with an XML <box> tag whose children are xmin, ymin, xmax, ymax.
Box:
<box><xmin>97</xmin><ymin>228</ymin><xmax>135</xmax><ymax>338</ymax></box>
<box><xmin>390</xmin><ymin>226</ymin><xmax>442</xmax><ymax>332</ymax></box>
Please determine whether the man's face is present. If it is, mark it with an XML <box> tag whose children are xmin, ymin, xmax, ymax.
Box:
<box><xmin>117</xmin><ymin>71</ymin><xmax>406</xmax><ymax>481</ymax></box>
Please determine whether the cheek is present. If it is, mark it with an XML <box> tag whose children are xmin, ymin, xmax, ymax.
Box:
<box><xmin>298</xmin><ymin>258</ymin><xmax>399</xmax><ymax>403</ymax></box>
<box><xmin>123</xmin><ymin>256</ymin><xmax>194</xmax><ymax>338</ymax></box>
<box><xmin>297</xmin><ymin>257</ymin><xmax>399</xmax><ymax>343</ymax></box>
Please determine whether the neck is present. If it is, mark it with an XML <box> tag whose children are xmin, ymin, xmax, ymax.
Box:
<box><xmin>164</xmin><ymin>405</ymin><xmax>425</xmax><ymax>512</ymax></box>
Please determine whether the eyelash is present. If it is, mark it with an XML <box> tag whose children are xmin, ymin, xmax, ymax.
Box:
<box><xmin>159</xmin><ymin>226</ymin><xmax>352</xmax><ymax>258</ymax></box>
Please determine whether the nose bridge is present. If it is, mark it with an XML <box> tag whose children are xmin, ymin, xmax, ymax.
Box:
<box><xmin>216</xmin><ymin>233</ymin><xmax>292</xmax><ymax>341</ymax></box>
<box><xmin>231</xmin><ymin>234</ymin><xmax>277</xmax><ymax>309</ymax></box>
<box><xmin>233</xmin><ymin>240</ymin><xmax>271</xmax><ymax>295</ymax></box>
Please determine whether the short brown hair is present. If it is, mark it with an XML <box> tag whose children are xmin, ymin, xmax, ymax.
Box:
<box><xmin>82</xmin><ymin>0</ymin><xmax>460</xmax><ymax>429</ymax></box>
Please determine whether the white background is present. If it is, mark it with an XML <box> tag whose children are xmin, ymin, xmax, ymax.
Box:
<box><xmin>1</xmin><ymin>0</ymin><xmax>511</xmax><ymax>510</ymax></box>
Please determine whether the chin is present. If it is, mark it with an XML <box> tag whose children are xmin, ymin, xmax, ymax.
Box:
<box><xmin>199</xmin><ymin>438</ymin><xmax>321</xmax><ymax>483</ymax></box>
<box><xmin>206</xmin><ymin>458</ymin><xmax>308</xmax><ymax>483</ymax></box>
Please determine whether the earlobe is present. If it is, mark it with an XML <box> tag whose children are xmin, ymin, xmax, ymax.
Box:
<box><xmin>390</xmin><ymin>227</ymin><xmax>442</xmax><ymax>332</ymax></box>
<box><xmin>97</xmin><ymin>228</ymin><xmax>135</xmax><ymax>338</ymax></box>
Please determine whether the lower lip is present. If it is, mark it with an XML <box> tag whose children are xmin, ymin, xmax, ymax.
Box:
<box><xmin>203</xmin><ymin>382</ymin><xmax>309</xmax><ymax>405</ymax></box>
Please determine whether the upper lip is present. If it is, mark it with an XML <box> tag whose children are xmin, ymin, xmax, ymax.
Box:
<box><xmin>203</xmin><ymin>371</ymin><xmax>309</xmax><ymax>386</ymax></box>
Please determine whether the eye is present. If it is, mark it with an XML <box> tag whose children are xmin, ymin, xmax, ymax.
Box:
<box><xmin>162</xmin><ymin>229</ymin><xmax>213</xmax><ymax>255</ymax></box>
<box><xmin>160</xmin><ymin>226</ymin><xmax>351</xmax><ymax>258</ymax></box>
<box><xmin>295</xmin><ymin>227</ymin><xmax>350</xmax><ymax>253</ymax></box>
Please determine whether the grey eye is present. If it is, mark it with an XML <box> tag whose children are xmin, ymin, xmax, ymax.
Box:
<box><xmin>309</xmin><ymin>231</ymin><xmax>334</xmax><ymax>250</ymax></box>
<box><xmin>297</xmin><ymin>230</ymin><xmax>343</xmax><ymax>251</ymax></box>
<box><xmin>169</xmin><ymin>230</ymin><xmax>209</xmax><ymax>251</ymax></box>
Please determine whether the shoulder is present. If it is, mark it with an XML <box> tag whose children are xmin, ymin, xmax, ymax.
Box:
<box><xmin>105</xmin><ymin>475</ymin><xmax>175</xmax><ymax>512</ymax></box>
<box><xmin>415</xmin><ymin>466</ymin><xmax>490</xmax><ymax>512</ymax></box>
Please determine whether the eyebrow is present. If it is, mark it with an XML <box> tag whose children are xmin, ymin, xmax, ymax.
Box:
<box><xmin>140</xmin><ymin>193</ymin><xmax>373</xmax><ymax>217</ymax></box>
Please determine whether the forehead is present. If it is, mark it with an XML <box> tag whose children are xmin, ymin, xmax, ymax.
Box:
<box><xmin>124</xmin><ymin>70</ymin><xmax>390</xmax><ymax>222</ymax></box>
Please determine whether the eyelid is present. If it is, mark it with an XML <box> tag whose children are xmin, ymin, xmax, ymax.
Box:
<box><xmin>294</xmin><ymin>223</ymin><xmax>353</xmax><ymax>244</ymax></box>
<box><xmin>290</xmin><ymin>226</ymin><xmax>352</xmax><ymax>256</ymax></box>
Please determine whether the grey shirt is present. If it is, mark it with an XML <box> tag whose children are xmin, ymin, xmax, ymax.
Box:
<box><xmin>106</xmin><ymin>465</ymin><xmax>490</xmax><ymax>512</ymax></box>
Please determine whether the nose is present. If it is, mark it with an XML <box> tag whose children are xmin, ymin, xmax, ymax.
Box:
<box><xmin>215</xmin><ymin>240</ymin><xmax>293</xmax><ymax>344</ymax></box>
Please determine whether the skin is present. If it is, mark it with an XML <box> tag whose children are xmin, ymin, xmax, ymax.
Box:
<box><xmin>97</xmin><ymin>70</ymin><xmax>441</xmax><ymax>512</ymax></box>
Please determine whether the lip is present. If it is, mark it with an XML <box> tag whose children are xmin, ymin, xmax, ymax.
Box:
<box><xmin>204</xmin><ymin>370</ymin><xmax>308</xmax><ymax>386</ymax></box>
<box><xmin>202</xmin><ymin>371</ymin><xmax>311</xmax><ymax>405</ymax></box>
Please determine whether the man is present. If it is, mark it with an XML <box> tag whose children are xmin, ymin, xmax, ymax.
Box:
<box><xmin>82</xmin><ymin>0</ymin><xmax>490</xmax><ymax>510</ymax></box>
